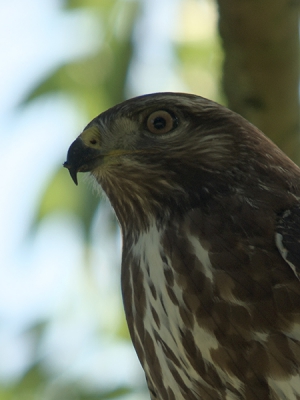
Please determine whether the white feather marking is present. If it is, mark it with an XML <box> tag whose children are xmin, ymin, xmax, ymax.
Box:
<box><xmin>275</xmin><ymin>232</ymin><xmax>299</xmax><ymax>280</ymax></box>
<box><xmin>131</xmin><ymin>222</ymin><xmax>243</xmax><ymax>397</ymax></box>
<box><xmin>188</xmin><ymin>234</ymin><xmax>214</xmax><ymax>281</ymax></box>
<box><xmin>284</xmin><ymin>323</ymin><xmax>300</xmax><ymax>341</ymax></box>
<box><xmin>252</xmin><ymin>331</ymin><xmax>269</xmax><ymax>343</ymax></box>
<box><xmin>225</xmin><ymin>393</ymin><xmax>241</xmax><ymax>400</ymax></box>
<box><xmin>268</xmin><ymin>375</ymin><xmax>300</xmax><ymax>400</ymax></box>
<box><xmin>132</xmin><ymin>222</ymin><xmax>202</xmax><ymax>396</ymax></box>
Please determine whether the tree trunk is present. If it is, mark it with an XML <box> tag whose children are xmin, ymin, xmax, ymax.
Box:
<box><xmin>217</xmin><ymin>0</ymin><xmax>300</xmax><ymax>163</ymax></box>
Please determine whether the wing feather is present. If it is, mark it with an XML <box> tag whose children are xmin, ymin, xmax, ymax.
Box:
<box><xmin>276</xmin><ymin>203</ymin><xmax>300</xmax><ymax>279</ymax></box>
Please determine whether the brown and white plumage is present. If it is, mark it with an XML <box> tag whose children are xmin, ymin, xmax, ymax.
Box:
<box><xmin>64</xmin><ymin>93</ymin><xmax>300</xmax><ymax>399</ymax></box>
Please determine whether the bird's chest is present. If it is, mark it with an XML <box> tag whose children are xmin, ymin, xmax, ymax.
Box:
<box><xmin>122</xmin><ymin>217</ymin><xmax>300</xmax><ymax>400</ymax></box>
<box><xmin>122</xmin><ymin>223</ymin><xmax>222</xmax><ymax>399</ymax></box>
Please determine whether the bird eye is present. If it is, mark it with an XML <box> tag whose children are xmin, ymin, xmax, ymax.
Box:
<box><xmin>146</xmin><ymin>110</ymin><xmax>176</xmax><ymax>134</ymax></box>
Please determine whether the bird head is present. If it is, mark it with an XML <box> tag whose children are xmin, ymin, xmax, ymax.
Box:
<box><xmin>64</xmin><ymin>92</ymin><xmax>298</xmax><ymax>230</ymax></box>
<box><xmin>64</xmin><ymin>92</ymin><xmax>239</xmax><ymax>180</ymax></box>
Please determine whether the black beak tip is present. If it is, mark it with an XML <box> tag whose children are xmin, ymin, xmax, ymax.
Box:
<box><xmin>63</xmin><ymin>161</ymin><xmax>78</xmax><ymax>186</ymax></box>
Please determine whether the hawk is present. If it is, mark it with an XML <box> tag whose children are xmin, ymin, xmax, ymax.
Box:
<box><xmin>64</xmin><ymin>93</ymin><xmax>300</xmax><ymax>399</ymax></box>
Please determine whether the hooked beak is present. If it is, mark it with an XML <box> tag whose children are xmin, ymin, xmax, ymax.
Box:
<box><xmin>63</xmin><ymin>128</ymin><xmax>102</xmax><ymax>185</ymax></box>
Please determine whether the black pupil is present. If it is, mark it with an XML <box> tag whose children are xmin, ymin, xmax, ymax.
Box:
<box><xmin>153</xmin><ymin>116</ymin><xmax>167</xmax><ymax>130</ymax></box>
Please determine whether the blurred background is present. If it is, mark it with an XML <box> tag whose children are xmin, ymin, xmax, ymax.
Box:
<box><xmin>0</xmin><ymin>0</ymin><xmax>298</xmax><ymax>399</ymax></box>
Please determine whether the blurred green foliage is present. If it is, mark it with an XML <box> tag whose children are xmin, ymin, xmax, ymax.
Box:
<box><xmin>27</xmin><ymin>0</ymin><xmax>139</xmax><ymax>239</ymax></box>
<box><xmin>37</xmin><ymin>167</ymin><xmax>100</xmax><ymax>236</ymax></box>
